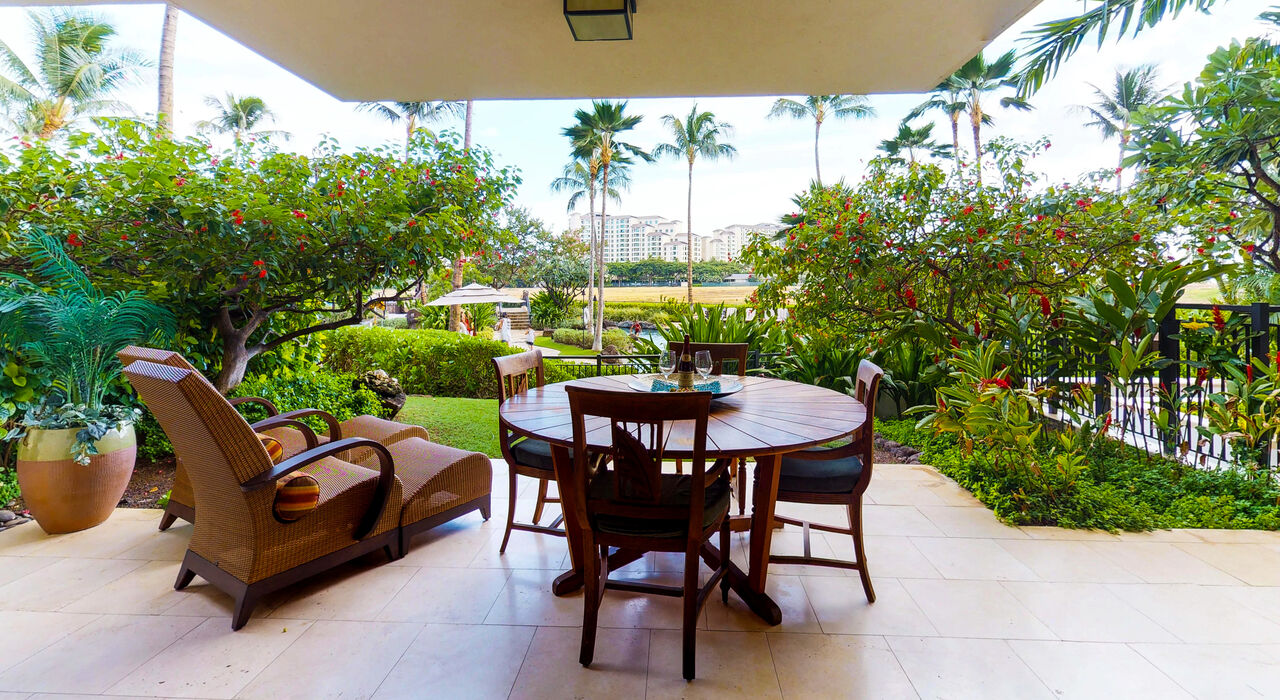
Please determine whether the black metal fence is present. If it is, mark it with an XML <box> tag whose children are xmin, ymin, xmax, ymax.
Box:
<box><xmin>1036</xmin><ymin>302</ymin><xmax>1277</xmax><ymax>467</ymax></box>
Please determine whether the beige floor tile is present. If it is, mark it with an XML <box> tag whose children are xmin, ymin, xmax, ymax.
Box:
<box><xmin>911</xmin><ymin>537</ymin><xmax>1039</xmax><ymax>580</ymax></box>
<box><xmin>0</xmin><ymin>613</ymin><xmax>203</xmax><ymax>694</ymax></box>
<box><xmin>27</xmin><ymin>695</ymin><xmax>154</xmax><ymax>700</ymax></box>
<box><xmin>239</xmin><ymin>619</ymin><xmax>421</xmax><ymax>699</ymax></box>
<box><xmin>0</xmin><ymin>611</ymin><xmax>100</xmax><ymax>674</ymax></box>
<box><xmin>0</xmin><ymin>556</ymin><xmax>58</xmax><ymax>587</ymax></box>
<box><xmin>1221</xmin><ymin>586</ymin><xmax>1280</xmax><ymax>625</ymax></box>
<box><xmin>268</xmin><ymin>560</ymin><xmax>416</xmax><ymax>620</ymax></box>
<box><xmin>393</xmin><ymin>518</ymin><xmax>495</xmax><ymax>567</ymax></box>
<box><xmin>1181</xmin><ymin>528</ymin><xmax>1280</xmax><ymax>544</ymax></box>
<box><xmin>0</xmin><ymin>557</ymin><xmax>146</xmax><ymax>611</ymax></box>
<box><xmin>160</xmin><ymin>578</ymin><xmax>288</xmax><ymax>621</ymax></box>
<box><xmin>61</xmin><ymin>560</ymin><xmax>191</xmax><ymax>615</ymax></box>
<box><xmin>759</xmin><ymin>528</ymin><xmax>849</xmax><ymax>577</ymax></box>
<box><xmin>469</xmin><ymin>529</ymin><xmax>570</xmax><ymax>571</ymax></box>
<box><xmin>772</xmin><ymin>501</ymin><xmax>847</xmax><ymax>526</ymax></box>
<box><xmin>996</xmin><ymin>539</ymin><xmax>1142</xmax><ymax>583</ymax></box>
<box><xmin>917</xmin><ymin>506</ymin><xmax>1029</xmax><ymax>539</ymax></box>
<box><xmin>372</xmin><ymin>623</ymin><xmax>534</xmax><ymax>699</ymax></box>
<box><xmin>114</xmin><ymin>522</ymin><xmax>192</xmax><ymax>561</ymax></box>
<box><xmin>828</xmin><ymin>535</ymin><xmax>940</xmax><ymax>579</ymax></box>
<box><xmin>704</xmin><ymin>574</ymin><xmax>820</xmax><ymax>633</ymax></box>
<box><xmin>0</xmin><ymin>521</ymin><xmax>73</xmax><ymax>556</ymax></box>
<box><xmin>108</xmin><ymin>616</ymin><xmax>313</xmax><ymax>698</ymax></box>
<box><xmin>1132</xmin><ymin>643</ymin><xmax>1280</xmax><ymax>699</ymax></box>
<box><xmin>482</xmin><ymin>567</ymin><xmax>585</xmax><ymax>627</ymax></box>
<box><xmin>874</xmin><ymin>464</ymin><xmax>945</xmax><ymax>482</ymax></box>
<box><xmin>861</xmin><ymin>505</ymin><xmax>945</xmax><ymax>537</ymax></box>
<box><xmin>377</xmin><ymin>566</ymin><xmax>509</xmax><ymax>624</ymax></box>
<box><xmin>1175</xmin><ymin>542</ymin><xmax>1280</xmax><ymax>586</ymax></box>
<box><xmin>1113</xmin><ymin>529</ymin><xmax>1207</xmax><ymax>543</ymax></box>
<box><xmin>1087</xmin><ymin>541</ymin><xmax>1243</xmax><ymax>584</ymax></box>
<box><xmin>594</xmin><ymin>571</ymin><xmax>708</xmax><ymax>630</ymax></box>
<box><xmin>1010</xmin><ymin>640</ymin><xmax>1191</xmax><ymax>699</ymax></box>
<box><xmin>0</xmin><ymin>692</ymin><xmax>28</xmax><ymax>700</ymax></box>
<box><xmin>1018</xmin><ymin>526</ymin><xmax>1121</xmax><ymax>541</ymax></box>
<box><xmin>1001</xmin><ymin>581</ymin><xmax>1176</xmax><ymax>643</ymax></box>
<box><xmin>901</xmin><ymin>579</ymin><xmax>1055</xmax><ymax>640</ymax></box>
<box><xmin>646</xmin><ymin>629</ymin><xmax>780</xmax><ymax>698</ymax></box>
<box><xmin>803</xmin><ymin>577</ymin><xmax>936</xmax><ymax>636</ymax></box>
<box><xmin>865</xmin><ymin>481</ymin><xmax>950</xmax><ymax>507</ymax></box>
<box><xmin>1108</xmin><ymin>583</ymin><xmax>1280</xmax><ymax>643</ymax></box>
<box><xmin>769</xmin><ymin>633</ymin><xmax>917</xmax><ymax>700</ymax></box>
<box><xmin>888</xmin><ymin>636</ymin><xmax>1054</xmax><ymax>700</ymax></box>
<box><xmin>21</xmin><ymin>518</ymin><xmax>164</xmax><ymax>559</ymax></box>
<box><xmin>508</xmin><ymin>626</ymin><xmax>648</xmax><ymax>700</ymax></box>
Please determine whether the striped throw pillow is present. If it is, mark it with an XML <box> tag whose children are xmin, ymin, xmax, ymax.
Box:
<box><xmin>273</xmin><ymin>474</ymin><xmax>320</xmax><ymax>522</ymax></box>
<box><xmin>255</xmin><ymin>432</ymin><xmax>285</xmax><ymax>464</ymax></box>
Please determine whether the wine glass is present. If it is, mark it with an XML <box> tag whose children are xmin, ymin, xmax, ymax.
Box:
<box><xmin>658</xmin><ymin>350</ymin><xmax>675</xmax><ymax>380</ymax></box>
<box><xmin>694</xmin><ymin>350</ymin><xmax>713</xmax><ymax>380</ymax></box>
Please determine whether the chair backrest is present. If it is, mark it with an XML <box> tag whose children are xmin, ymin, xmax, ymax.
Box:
<box><xmin>493</xmin><ymin>350</ymin><xmax>545</xmax><ymax>402</ymax></box>
<box><xmin>853</xmin><ymin>359</ymin><xmax>884</xmax><ymax>419</ymax></box>
<box><xmin>119</xmin><ymin>345</ymin><xmax>198</xmax><ymax>373</ymax></box>
<box><xmin>685</xmin><ymin>342</ymin><xmax>749</xmax><ymax>377</ymax></box>
<box><xmin>565</xmin><ymin>385</ymin><xmax>716</xmax><ymax>539</ymax></box>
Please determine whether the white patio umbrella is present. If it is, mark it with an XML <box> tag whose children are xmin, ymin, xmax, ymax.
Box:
<box><xmin>424</xmin><ymin>283</ymin><xmax>522</xmax><ymax>306</ymax></box>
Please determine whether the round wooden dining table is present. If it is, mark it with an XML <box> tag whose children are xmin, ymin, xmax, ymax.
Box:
<box><xmin>498</xmin><ymin>373</ymin><xmax>867</xmax><ymax>625</ymax></box>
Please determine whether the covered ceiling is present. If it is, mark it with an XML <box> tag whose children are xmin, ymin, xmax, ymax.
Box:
<box><xmin>9</xmin><ymin>1</ymin><xmax>1045</xmax><ymax>101</ymax></box>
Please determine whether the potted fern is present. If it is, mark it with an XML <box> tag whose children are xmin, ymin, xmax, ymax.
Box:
<box><xmin>1</xmin><ymin>230</ymin><xmax>174</xmax><ymax>533</ymax></box>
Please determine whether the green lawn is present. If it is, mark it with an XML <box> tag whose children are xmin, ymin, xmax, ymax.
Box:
<box><xmin>535</xmin><ymin>336</ymin><xmax>598</xmax><ymax>356</ymax></box>
<box><xmin>397</xmin><ymin>395</ymin><xmax>501</xmax><ymax>457</ymax></box>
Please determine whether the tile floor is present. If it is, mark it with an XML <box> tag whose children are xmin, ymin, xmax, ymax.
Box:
<box><xmin>1</xmin><ymin>460</ymin><xmax>1279</xmax><ymax>699</ymax></box>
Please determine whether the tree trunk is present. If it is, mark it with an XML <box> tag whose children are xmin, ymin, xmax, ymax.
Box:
<box><xmin>950</xmin><ymin>113</ymin><xmax>961</xmax><ymax>168</ymax></box>
<box><xmin>586</xmin><ymin>185</ymin><xmax>597</xmax><ymax>331</ymax></box>
<box><xmin>1116</xmin><ymin>132</ymin><xmax>1128</xmax><ymax>193</ymax></box>
<box><xmin>449</xmin><ymin>100</ymin><xmax>475</xmax><ymax>332</ymax></box>
<box><xmin>813</xmin><ymin>119</ymin><xmax>822</xmax><ymax>186</ymax></box>
<box><xmin>156</xmin><ymin>5</ymin><xmax>179</xmax><ymax>138</ymax></box>
<box><xmin>686</xmin><ymin>159</ymin><xmax>695</xmax><ymax>305</ymax></box>
<box><xmin>594</xmin><ymin>161</ymin><xmax>609</xmax><ymax>351</ymax></box>
<box><xmin>405</xmin><ymin>114</ymin><xmax>416</xmax><ymax>161</ymax></box>
<box><xmin>970</xmin><ymin>105</ymin><xmax>983</xmax><ymax>184</ymax></box>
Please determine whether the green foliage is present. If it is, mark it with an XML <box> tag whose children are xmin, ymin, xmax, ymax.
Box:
<box><xmin>767</xmin><ymin>343</ymin><xmax>864</xmax><ymax>391</ymax></box>
<box><xmin>600</xmin><ymin>304</ymin><xmax>671</xmax><ymax>325</ymax></box>
<box><xmin>873</xmin><ymin>339</ymin><xmax>946</xmax><ymax>415</ymax></box>
<box><xmin>646</xmin><ymin>303</ymin><xmax>785</xmax><ymax>352</ymax></box>
<box><xmin>551</xmin><ymin>327</ymin><xmax>633</xmax><ymax>353</ymax></box>
<box><xmin>378</xmin><ymin>317</ymin><xmax>409</xmax><ymax>329</ymax></box>
<box><xmin>231</xmin><ymin>369</ymin><xmax>384</xmax><ymax>432</ymax></box>
<box><xmin>464</xmin><ymin>303</ymin><xmax>497</xmax><ymax>335</ymax></box>
<box><xmin>529</xmin><ymin>292</ymin><xmax>568</xmax><ymax>329</ymax></box>
<box><xmin>323</xmin><ymin>326</ymin><xmax>521</xmax><ymax>399</ymax></box>
<box><xmin>606</xmin><ymin>259</ymin><xmax>750</xmax><ymax>285</ymax></box>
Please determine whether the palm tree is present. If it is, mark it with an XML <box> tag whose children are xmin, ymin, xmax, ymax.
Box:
<box><xmin>156</xmin><ymin>5</ymin><xmax>179</xmax><ymax>137</ymax></box>
<box><xmin>550</xmin><ymin>156</ymin><xmax>629</xmax><ymax>326</ymax></box>
<box><xmin>357</xmin><ymin>100</ymin><xmax>464</xmax><ymax>159</ymax></box>
<box><xmin>906</xmin><ymin>79</ymin><xmax>973</xmax><ymax>166</ymax></box>
<box><xmin>877</xmin><ymin>121</ymin><xmax>951</xmax><ymax>164</ymax></box>
<box><xmin>1076</xmin><ymin>65</ymin><xmax>1161</xmax><ymax>191</ymax></box>
<box><xmin>767</xmin><ymin>95</ymin><xmax>875</xmax><ymax>185</ymax></box>
<box><xmin>948</xmin><ymin>50</ymin><xmax>1033</xmax><ymax>182</ymax></box>
<box><xmin>653</xmin><ymin>105</ymin><xmax>736</xmax><ymax>303</ymax></box>
<box><xmin>0</xmin><ymin>9</ymin><xmax>146</xmax><ymax>139</ymax></box>
<box><xmin>563</xmin><ymin>100</ymin><xmax>652</xmax><ymax>350</ymax></box>
<box><xmin>195</xmin><ymin>93</ymin><xmax>288</xmax><ymax>147</ymax></box>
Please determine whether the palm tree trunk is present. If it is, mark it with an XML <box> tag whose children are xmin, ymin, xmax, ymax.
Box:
<box><xmin>1116</xmin><ymin>132</ymin><xmax>1128</xmax><ymax>193</ymax></box>
<box><xmin>405</xmin><ymin>114</ymin><xmax>416</xmax><ymax>161</ymax></box>
<box><xmin>157</xmin><ymin>5</ymin><xmax>178</xmax><ymax>138</ymax></box>
<box><xmin>970</xmin><ymin>106</ymin><xmax>983</xmax><ymax>184</ymax></box>
<box><xmin>448</xmin><ymin>101</ymin><xmax>476</xmax><ymax>333</ymax></box>
<box><xmin>686</xmin><ymin>159</ymin><xmax>694</xmax><ymax>305</ymax></box>
<box><xmin>595</xmin><ymin>159</ymin><xmax>609</xmax><ymax>352</ymax></box>
<box><xmin>587</xmin><ymin>185</ymin><xmax>597</xmax><ymax>331</ymax></box>
<box><xmin>949</xmin><ymin>114</ymin><xmax>961</xmax><ymax>168</ymax></box>
<box><xmin>813</xmin><ymin>120</ymin><xmax>823</xmax><ymax>185</ymax></box>
<box><xmin>464</xmin><ymin>99</ymin><xmax>474</xmax><ymax>148</ymax></box>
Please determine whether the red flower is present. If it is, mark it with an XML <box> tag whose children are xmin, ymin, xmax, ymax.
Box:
<box><xmin>1247</xmin><ymin>365</ymin><xmax>1254</xmax><ymax>382</ymax></box>
<box><xmin>1132</xmin><ymin>234</ymin><xmax>1141</xmax><ymax>242</ymax></box>
<box><xmin>407</xmin><ymin>260</ymin><xmax>416</xmax><ymax>266</ymax></box>
<box><xmin>1055</xmin><ymin>228</ymin><xmax>1066</xmax><ymax>241</ymax></box>
<box><xmin>292</xmin><ymin>210</ymin><xmax>307</xmax><ymax>219</ymax></box>
<box><xmin>1244</xmin><ymin>244</ymin><xmax>1256</xmax><ymax>254</ymax></box>
<box><xmin>1039</xmin><ymin>294</ymin><xmax>1051</xmax><ymax>317</ymax></box>
<box><xmin>174</xmin><ymin>177</ymin><xmax>186</xmax><ymax>187</ymax></box>
<box><xmin>120</xmin><ymin>234</ymin><xmax>128</xmax><ymax>241</ymax></box>
<box><xmin>67</xmin><ymin>233</ymin><xmax>83</xmax><ymax>247</ymax></box>
<box><xmin>253</xmin><ymin>259</ymin><xmax>265</xmax><ymax>266</ymax></box>
<box><xmin>1212</xmin><ymin>306</ymin><xmax>1226</xmax><ymax>332</ymax></box>
<box><xmin>857</xmin><ymin>212</ymin><xmax>869</xmax><ymax>225</ymax></box>
<box><xmin>131</xmin><ymin>220</ymin><xmax>143</xmax><ymax>227</ymax></box>
<box><xmin>1076</xmin><ymin>198</ymin><xmax>1092</xmax><ymax>209</ymax></box>
<box><xmin>903</xmin><ymin>288</ymin><xmax>918</xmax><ymax>310</ymax></box>
<box><xmin>407</xmin><ymin>219</ymin><xmax>417</xmax><ymax>227</ymax></box>
<box><xmin>1196</xmin><ymin>247</ymin><xmax>1205</xmax><ymax>255</ymax></box>
<box><xmin>961</xmin><ymin>205</ymin><xmax>974</xmax><ymax>215</ymax></box>
<box><xmin>1196</xmin><ymin>367</ymin><xmax>1208</xmax><ymax>386</ymax></box>
<box><xmin>258</xmin><ymin>269</ymin><xmax>267</xmax><ymax>278</ymax></box>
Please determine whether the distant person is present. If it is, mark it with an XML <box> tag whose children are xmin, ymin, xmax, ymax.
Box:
<box><xmin>499</xmin><ymin>314</ymin><xmax>512</xmax><ymax>345</ymax></box>
<box><xmin>631</xmin><ymin>321</ymin><xmax>642</xmax><ymax>338</ymax></box>
<box><xmin>526</xmin><ymin>328</ymin><xmax>537</xmax><ymax>350</ymax></box>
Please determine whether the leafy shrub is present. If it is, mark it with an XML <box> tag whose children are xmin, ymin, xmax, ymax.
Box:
<box><xmin>530</xmin><ymin>292</ymin><xmax>568</xmax><ymax>329</ymax></box>
<box><xmin>231</xmin><ymin>369</ymin><xmax>385</xmax><ymax>432</ymax></box>
<box><xmin>647</xmin><ymin>303</ymin><xmax>786</xmax><ymax>352</ymax></box>
<box><xmin>323</xmin><ymin>326</ymin><xmax>521</xmax><ymax>398</ymax></box>
<box><xmin>551</xmin><ymin>328</ymin><xmax>634</xmax><ymax>353</ymax></box>
<box><xmin>378</xmin><ymin>317</ymin><xmax>409</xmax><ymax>329</ymax></box>
<box><xmin>601</xmin><ymin>305</ymin><xmax>671</xmax><ymax>325</ymax></box>
<box><xmin>0</xmin><ymin>462</ymin><xmax>18</xmax><ymax>506</ymax></box>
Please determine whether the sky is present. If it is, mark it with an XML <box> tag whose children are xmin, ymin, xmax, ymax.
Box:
<box><xmin>0</xmin><ymin>0</ymin><xmax>1274</xmax><ymax>234</ymax></box>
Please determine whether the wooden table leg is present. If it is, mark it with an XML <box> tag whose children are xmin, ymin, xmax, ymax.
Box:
<box><xmin>748</xmin><ymin>453</ymin><xmax>782</xmax><ymax>594</ymax></box>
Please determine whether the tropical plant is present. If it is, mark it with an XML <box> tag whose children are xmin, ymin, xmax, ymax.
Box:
<box><xmin>767</xmin><ymin>94</ymin><xmax>875</xmax><ymax>184</ymax></box>
<box><xmin>653</xmin><ymin>105</ymin><xmax>737</xmax><ymax>304</ymax></box>
<box><xmin>876</xmin><ymin>121</ymin><xmax>952</xmax><ymax>164</ymax></box>
<box><xmin>768</xmin><ymin>344</ymin><xmax>864</xmax><ymax>391</ymax></box>
<box><xmin>357</xmin><ymin>100</ymin><xmax>465</xmax><ymax>159</ymax></box>
<box><xmin>195</xmin><ymin>92</ymin><xmax>288</xmax><ymax>147</ymax></box>
<box><xmin>642</xmin><ymin>303</ymin><xmax>785</xmax><ymax>354</ymax></box>
<box><xmin>874</xmin><ymin>339</ymin><xmax>946</xmax><ymax>415</ymax></box>
<box><xmin>1076</xmin><ymin>65</ymin><xmax>1161</xmax><ymax>190</ymax></box>
<box><xmin>906</xmin><ymin>79</ymin><xmax>970</xmax><ymax>164</ymax></box>
<box><xmin>0</xmin><ymin>9</ymin><xmax>146</xmax><ymax>139</ymax></box>
<box><xmin>1196</xmin><ymin>357</ymin><xmax>1280</xmax><ymax>474</ymax></box>
<box><xmin>0</xmin><ymin>229</ymin><xmax>174</xmax><ymax>463</ymax></box>
<box><xmin>947</xmin><ymin>50</ymin><xmax>1033</xmax><ymax>181</ymax></box>
<box><xmin>550</xmin><ymin>154</ymin><xmax>629</xmax><ymax>324</ymax></box>
<box><xmin>563</xmin><ymin>100</ymin><xmax>652</xmax><ymax>350</ymax></box>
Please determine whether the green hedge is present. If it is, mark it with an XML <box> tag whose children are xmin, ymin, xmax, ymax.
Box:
<box><xmin>551</xmin><ymin>327</ymin><xmax>634</xmax><ymax>352</ymax></box>
<box><xmin>232</xmin><ymin>370</ymin><xmax>385</xmax><ymax>430</ymax></box>
<box><xmin>324</xmin><ymin>326</ymin><xmax>520</xmax><ymax>398</ymax></box>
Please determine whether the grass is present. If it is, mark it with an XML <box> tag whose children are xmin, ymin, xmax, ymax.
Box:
<box><xmin>506</xmin><ymin>285</ymin><xmax>757</xmax><ymax>304</ymax></box>
<box><xmin>397</xmin><ymin>395</ymin><xmax>501</xmax><ymax>458</ymax></box>
<box><xmin>535</xmin><ymin>336</ymin><xmax>599</xmax><ymax>356</ymax></box>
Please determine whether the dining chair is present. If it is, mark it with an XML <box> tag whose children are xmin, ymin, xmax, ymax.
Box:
<box><xmin>493</xmin><ymin>350</ymin><xmax>566</xmax><ymax>553</ymax></box>
<box><xmin>677</xmin><ymin>342</ymin><xmax>750</xmax><ymax>515</ymax></box>
<box><xmin>769</xmin><ymin>358</ymin><xmax>883</xmax><ymax>603</ymax></box>
<box><xmin>565</xmin><ymin>385</ymin><xmax>732</xmax><ymax>681</ymax></box>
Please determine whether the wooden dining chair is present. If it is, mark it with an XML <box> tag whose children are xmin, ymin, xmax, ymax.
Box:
<box><xmin>565</xmin><ymin>385</ymin><xmax>732</xmax><ymax>681</ymax></box>
<box><xmin>677</xmin><ymin>342</ymin><xmax>750</xmax><ymax>514</ymax></box>
<box><xmin>494</xmin><ymin>350</ymin><xmax>566</xmax><ymax>553</ymax></box>
<box><xmin>769</xmin><ymin>359</ymin><xmax>883</xmax><ymax>603</ymax></box>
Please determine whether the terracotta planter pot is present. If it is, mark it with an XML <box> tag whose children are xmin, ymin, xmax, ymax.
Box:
<box><xmin>16</xmin><ymin>424</ymin><xmax>137</xmax><ymax>535</ymax></box>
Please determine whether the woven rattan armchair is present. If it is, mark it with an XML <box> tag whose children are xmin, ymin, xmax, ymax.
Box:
<box><xmin>118</xmin><ymin>346</ymin><xmax>430</xmax><ymax>531</ymax></box>
<box><xmin>123</xmin><ymin>359</ymin><xmax>492</xmax><ymax>629</ymax></box>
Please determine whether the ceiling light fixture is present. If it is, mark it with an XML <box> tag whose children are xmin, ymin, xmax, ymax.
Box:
<box><xmin>564</xmin><ymin>0</ymin><xmax>636</xmax><ymax>41</ymax></box>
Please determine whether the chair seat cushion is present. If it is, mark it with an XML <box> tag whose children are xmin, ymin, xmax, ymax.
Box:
<box><xmin>589</xmin><ymin>472</ymin><xmax>731</xmax><ymax>539</ymax></box>
<box><xmin>508</xmin><ymin>437</ymin><xmax>559</xmax><ymax>471</ymax></box>
<box><xmin>778</xmin><ymin>450</ymin><xmax>864</xmax><ymax>494</ymax></box>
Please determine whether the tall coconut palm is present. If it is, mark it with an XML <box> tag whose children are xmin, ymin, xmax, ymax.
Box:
<box><xmin>906</xmin><ymin>79</ymin><xmax>975</xmax><ymax>166</ymax></box>
<box><xmin>563</xmin><ymin>100</ymin><xmax>652</xmax><ymax>350</ymax></box>
<box><xmin>877</xmin><ymin>121</ymin><xmax>952</xmax><ymax>164</ymax></box>
<box><xmin>767</xmin><ymin>95</ymin><xmax>875</xmax><ymax>185</ymax></box>
<box><xmin>949</xmin><ymin>50</ymin><xmax>1033</xmax><ymax>182</ymax></box>
<box><xmin>653</xmin><ymin>105</ymin><xmax>736</xmax><ymax>304</ymax></box>
<box><xmin>195</xmin><ymin>93</ymin><xmax>288</xmax><ymax>147</ymax></box>
<box><xmin>1076</xmin><ymin>65</ymin><xmax>1161</xmax><ymax>191</ymax></box>
<box><xmin>156</xmin><ymin>4</ymin><xmax>179</xmax><ymax>137</ymax></box>
<box><xmin>356</xmin><ymin>100</ymin><xmax>464</xmax><ymax>159</ymax></box>
<box><xmin>550</xmin><ymin>156</ymin><xmax>629</xmax><ymax>326</ymax></box>
<box><xmin>0</xmin><ymin>9</ymin><xmax>146</xmax><ymax>139</ymax></box>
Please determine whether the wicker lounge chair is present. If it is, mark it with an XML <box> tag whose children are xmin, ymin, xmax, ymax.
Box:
<box><xmin>123</xmin><ymin>359</ymin><xmax>492</xmax><ymax>629</ymax></box>
<box><xmin>118</xmin><ymin>347</ymin><xmax>431</xmax><ymax>531</ymax></box>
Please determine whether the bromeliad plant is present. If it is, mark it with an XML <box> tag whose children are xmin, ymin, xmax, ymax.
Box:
<box><xmin>1195</xmin><ymin>356</ymin><xmax>1280</xmax><ymax>475</ymax></box>
<box><xmin>0</xmin><ymin>230</ymin><xmax>175</xmax><ymax>463</ymax></box>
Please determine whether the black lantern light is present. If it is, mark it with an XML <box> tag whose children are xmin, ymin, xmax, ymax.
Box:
<box><xmin>564</xmin><ymin>0</ymin><xmax>636</xmax><ymax>41</ymax></box>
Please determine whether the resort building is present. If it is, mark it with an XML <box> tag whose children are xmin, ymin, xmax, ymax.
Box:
<box><xmin>568</xmin><ymin>214</ymin><xmax>784</xmax><ymax>263</ymax></box>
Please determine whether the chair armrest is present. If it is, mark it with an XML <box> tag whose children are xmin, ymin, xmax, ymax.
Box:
<box><xmin>229</xmin><ymin>396</ymin><xmax>279</xmax><ymax>416</ymax></box>
<box><xmin>240</xmin><ymin>437</ymin><xmax>396</xmax><ymax>541</ymax></box>
<box><xmin>249</xmin><ymin>416</ymin><xmax>320</xmax><ymax>450</ymax></box>
<box><xmin>273</xmin><ymin>408</ymin><xmax>343</xmax><ymax>440</ymax></box>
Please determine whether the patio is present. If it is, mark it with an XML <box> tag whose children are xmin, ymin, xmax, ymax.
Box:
<box><xmin>1</xmin><ymin>458</ymin><xmax>1278</xmax><ymax>699</ymax></box>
